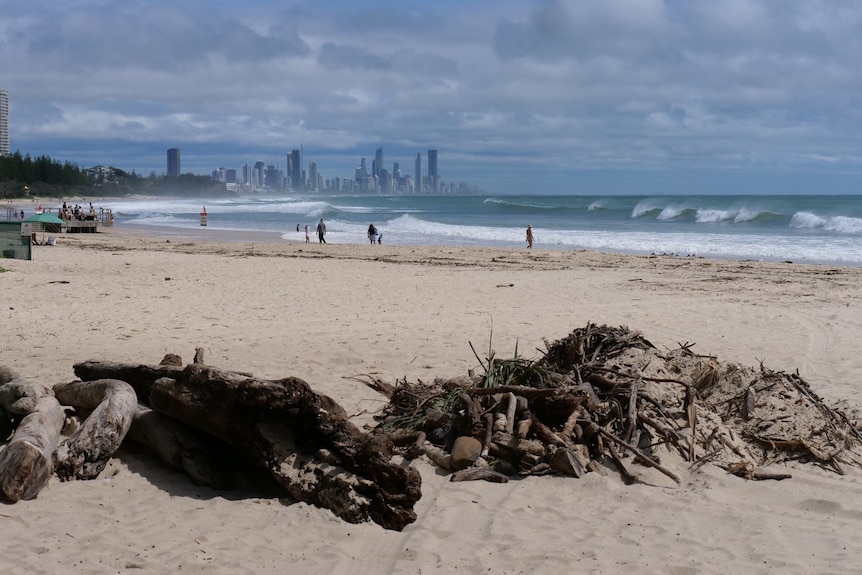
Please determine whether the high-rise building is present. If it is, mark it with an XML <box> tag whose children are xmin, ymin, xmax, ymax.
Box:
<box><xmin>167</xmin><ymin>148</ymin><xmax>181</xmax><ymax>177</ymax></box>
<box><xmin>427</xmin><ymin>149</ymin><xmax>438</xmax><ymax>193</ymax></box>
<box><xmin>254</xmin><ymin>161</ymin><xmax>265</xmax><ymax>188</ymax></box>
<box><xmin>374</xmin><ymin>147</ymin><xmax>384</xmax><ymax>180</ymax></box>
<box><xmin>308</xmin><ymin>161</ymin><xmax>318</xmax><ymax>192</ymax></box>
<box><xmin>0</xmin><ymin>90</ymin><xmax>8</xmax><ymax>157</ymax></box>
<box><xmin>289</xmin><ymin>149</ymin><xmax>301</xmax><ymax>189</ymax></box>
<box><xmin>414</xmin><ymin>153</ymin><xmax>421</xmax><ymax>194</ymax></box>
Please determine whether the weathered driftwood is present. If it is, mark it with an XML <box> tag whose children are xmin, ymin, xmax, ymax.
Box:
<box><xmin>0</xmin><ymin>378</ymin><xmax>65</xmax><ymax>502</ymax></box>
<box><xmin>450</xmin><ymin>467</ymin><xmax>509</xmax><ymax>483</ymax></box>
<box><xmin>598</xmin><ymin>428</ymin><xmax>681</xmax><ymax>484</ymax></box>
<box><xmin>73</xmin><ymin>361</ymin><xmax>184</xmax><ymax>405</ymax></box>
<box><xmin>53</xmin><ymin>379</ymin><xmax>137</xmax><ymax>481</ymax></box>
<box><xmin>77</xmin><ymin>361</ymin><xmax>420</xmax><ymax>531</ymax></box>
<box><xmin>127</xmin><ymin>405</ymin><xmax>236</xmax><ymax>489</ymax></box>
<box><xmin>548</xmin><ymin>446</ymin><xmax>587</xmax><ymax>478</ymax></box>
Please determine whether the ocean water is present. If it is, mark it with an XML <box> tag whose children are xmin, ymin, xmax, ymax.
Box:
<box><xmin>102</xmin><ymin>194</ymin><xmax>862</xmax><ymax>266</ymax></box>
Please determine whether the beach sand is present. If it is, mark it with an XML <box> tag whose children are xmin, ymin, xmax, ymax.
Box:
<box><xmin>3</xmin><ymin>227</ymin><xmax>862</xmax><ymax>574</ymax></box>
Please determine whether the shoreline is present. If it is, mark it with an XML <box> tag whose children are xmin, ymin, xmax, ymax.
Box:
<box><xmin>9</xmin><ymin>194</ymin><xmax>862</xmax><ymax>267</ymax></box>
<box><xmin>41</xmin><ymin>219</ymin><xmax>862</xmax><ymax>269</ymax></box>
<box><xmin>63</xmin><ymin>222</ymin><xmax>862</xmax><ymax>273</ymax></box>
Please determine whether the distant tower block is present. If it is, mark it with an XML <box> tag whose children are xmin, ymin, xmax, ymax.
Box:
<box><xmin>167</xmin><ymin>148</ymin><xmax>181</xmax><ymax>177</ymax></box>
<box><xmin>0</xmin><ymin>90</ymin><xmax>9</xmax><ymax>156</ymax></box>
<box><xmin>427</xmin><ymin>149</ymin><xmax>438</xmax><ymax>193</ymax></box>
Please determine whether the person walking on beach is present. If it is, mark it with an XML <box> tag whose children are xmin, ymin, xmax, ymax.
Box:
<box><xmin>304</xmin><ymin>225</ymin><xmax>310</xmax><ymax>243</ymax></box>
<box><xmin>367</xmin><ymin>223</ymin><xmax>378</xmax><ymax>245</ymax></box>
<box><xmin>526</xmin><ymin>224</ymin><xmax>534</xmax><ymax>249</ymax></box>
<box><xmin>317</xmin><ymin>219</ymin><xmax>327</xmax><ymax>243</ymax></box>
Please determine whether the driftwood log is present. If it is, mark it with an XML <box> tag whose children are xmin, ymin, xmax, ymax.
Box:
<box><xmin>126</xmin><ymin>405</ymin><xmax>236</xmax><ymax>489</ymax></box>
<box><xmin>53</xmin><ymin>379</ymin><xmax>138</xmax><ymax>481</ymax></box>
<box><xmin>0</xmin><ymin>375</ymin><xmax>65</xmax><ymax>501</ymax></box>
<box><xmin>73</xmin><ymin>361</ymin><xmax>184</xmax><ymax>405</ymax></box>
<box><xmin>73</xmin><ymin>361</ymin><xmax>421</xmax><ymax>531</ymax></box>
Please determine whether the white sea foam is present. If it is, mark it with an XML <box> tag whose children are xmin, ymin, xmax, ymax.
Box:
<box><xmin>694</xmin><ymin>209</ymin><xmax>733</xmax><ymax>223</ymax></box>
<box><xmin>733</xmin><ymin>208</ymin><xmax>759</xmax><ymax>223</ymax></box>
<box><xmin>631</xmin><ymin>199</ymin><xmax>662</xmax><ymax>218</ymax></box>
<box><xmin>789</xmin><ymin>211</ymin><xmax>828</xmax><ymax>229</ymax></box>
<box><xmin>823</xmin><ymin>216</ymin><xmax>862</xmax><ymax>234</ymax></box>
<box><xmin>657</xmin><ymin>205</ymin><xmax>687</xmax><ymax>220</ymax></box>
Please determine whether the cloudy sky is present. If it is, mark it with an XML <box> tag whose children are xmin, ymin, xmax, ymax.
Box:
<box><xmin>2</xmin><ymin>0</ymin><xmax>861</xmax><ymax>194</ymax></box>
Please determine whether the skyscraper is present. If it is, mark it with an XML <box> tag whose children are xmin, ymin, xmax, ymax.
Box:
<box><xmin>414</xmin><ymin>153</ymin><xmax>421</xmax><ymax>195</ymax></box>
<box><xmin>427</xmin><ymin>149</ymin><xmax>438</xmax><ymax>193</ymax></box>
<box><xmin>0</xmin><ymin>90</ymin><xmax>9</xmax><ymax>157</ymax></box>
<box><xmin>289</xmin><ymin>149</ymin><xmax>301</xmax><ymax>189</ymax></box>
<box><xmin>167</xmin><ymin>148</ymin><xmax>181</xmax><ymax>177</ymax></box>
<box><xmin>308</xmin><ymin>161</ymin><xmax>318</xmax><ymax>192</ymax></box>
<box><xmin>374</xmin><ymin>147</ymin><xmax>384</xmax><ymax>180</ymax></box>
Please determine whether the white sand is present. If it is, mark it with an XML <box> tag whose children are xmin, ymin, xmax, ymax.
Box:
<box><xmin>2</xmin><ymin>228</ymin><xmax>862</xmax><ymax>574</ymax></box>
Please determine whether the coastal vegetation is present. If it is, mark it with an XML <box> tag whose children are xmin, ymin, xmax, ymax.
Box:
<box><xmin>0</xmin><ymin>150</ymin><xmax>230</xmax><ymax>200</ymax></box>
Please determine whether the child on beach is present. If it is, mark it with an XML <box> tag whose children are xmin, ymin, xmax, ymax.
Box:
<box><xmin>304</xmin><ymin>225</ymin><xmax>310</xmax><ymax>243</ymax></box>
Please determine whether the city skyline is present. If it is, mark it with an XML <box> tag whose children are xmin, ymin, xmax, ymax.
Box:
<box><xmin>204</xmin><ymin>146</ymin><xmax>481</xmax><ymax>195</ymax></box>
<box><xmin>2</xmin><ymin>2</ymin><xmax>862</xmax><ymax>195</ymax></box>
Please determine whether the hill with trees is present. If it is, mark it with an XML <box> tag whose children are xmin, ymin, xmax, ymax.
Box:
<box><xmin>0</xmin><ymin>151</ymin><xmax>231</xmax><ymax>200</ymax></box>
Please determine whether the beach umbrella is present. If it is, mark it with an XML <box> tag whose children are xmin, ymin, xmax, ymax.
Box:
<box><xmin>24</xmin><ymin>212</ymin><xmax>65</xmax><ymax>243</ymax></box>
<box><xmin>23</xmin><ymin>213</ymin><xmax>65</xmax><ymax>225</ymax></box>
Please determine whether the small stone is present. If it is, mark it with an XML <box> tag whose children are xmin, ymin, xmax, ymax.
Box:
<box><xmin>450</xmin><ymin>436</ymin><xmax>482</xmax><ymax>470</ymax></box>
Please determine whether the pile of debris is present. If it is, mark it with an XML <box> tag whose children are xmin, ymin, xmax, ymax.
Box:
<box><xmin>366</xmin><ymin>323</ymin><xmax>862</xmax><ymax>484</ymax></box>
<box><xmin>0</xmin><ymin>353</ymin><xmax>421</xmax><ymax>531</ymax></box>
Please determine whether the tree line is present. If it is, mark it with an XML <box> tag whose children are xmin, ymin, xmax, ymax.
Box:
<box><xmin>0</xmin><ymin>151</ymin><xmax>230</xmax><ymax>200</ymax></box>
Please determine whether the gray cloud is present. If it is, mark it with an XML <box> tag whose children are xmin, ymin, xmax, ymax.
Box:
<box><xmin>318</xmin><ymin>42</ymin><xmax>393</xmax><ymax>71</ymax></box>
<box><xmin>1</xmin><ymin>0</ymin><xmax>861</xmax><ymax>193</ymax></box>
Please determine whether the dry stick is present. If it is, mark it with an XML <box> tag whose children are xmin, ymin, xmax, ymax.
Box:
<box><xmin>468</xmin><ymin>385</ymin><xmax>558</xmax><ymax>399</ymax></box>
<box><xmin>589</xmin><ymin>366</ymin><xmax>690</xmax><ymax>388</ymax></box>
<box><xmin>638</xmin><ymin>410</ymin><xmax>691</xmax><ymax>461</ymax></box>
<box><xmin>607</xmin><ymin>443</ymin><xmax>638</xmax><ymax>485</ymax></box>
<box><xmin>350</xmin><ymin>374</ymin><xmax>397</xmax><ymax>399</ymax></box>
<box><xmin>789</xmin><ymin>373</ymin><xmax>862</xmax><ymax>444</ymax></box>
<box><xmin>504</xmin><ymin>392</ymin><xmax>517</xmax><ymax>436</ymax></box>
<box><xmin>481</xmin><ymin>413</ymin><xmax>494</xmax><ymax>458</ymax></box>
<box><xmin>742</xmin><ymin>387</ymin><xmax>756</xmax><ymax>421</ymax></box>
<box><xmin>449</xmin><ymin>467</ymin><xmax>509</xmax><ymax>483</ymax></box>
<box><xmin>516</xmin><ymin>417</ymin><xmax>532</xmax><ymax>440</ymax></box>
<box><xmin>530</xmin><ymin>413</ymin><xmax>566</xmax><ymax>447</ymax></box>
<box><xmin>561</xmin><ymin>409</ymin><xmax>580</xmax><ymax>447</ymax></box>
<box><xmin>460</xmin><ymin>393</ymin><xmax>482</xmax><ymax>429</ymax></box>
<box><xmin>468</xmin><ymin>340</ymin><xmax>489</xmax><ymax>374</ymax></box>
<box><xmin>639</xmin><ymin>393</ymin><xmax>680</xmax><ymax>429</ymax></box>
<box><xmin>751</xmin><ymin>470</ymin><xmax>792</xmax><ymax>481</ymax></box>
<box><xmin>624</xmin><ymin>380</ymin><xmax>639</xmax><ymax>444</ymax></box>
<box><xmin>598</xmin><ymin>428</ymin><xmax>681</xmax><ymax>484</ymax></box>
<box><xmin>685</xmin><ymin>385</ymin><xmax>697</xmax><ymax>462</ymax></box>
